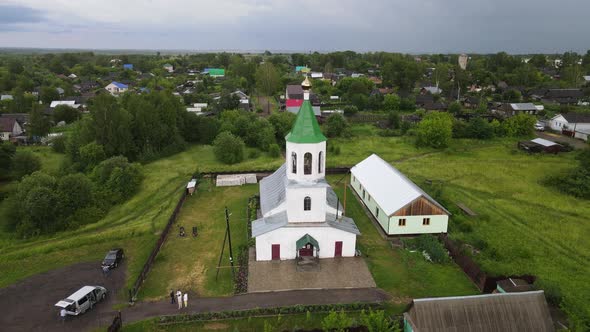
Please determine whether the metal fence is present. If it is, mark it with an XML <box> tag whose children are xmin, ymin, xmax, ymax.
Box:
<box><xmin>128</xmin><ymin>187</ymin><xmax>189</xmax><ymax>302</ymax></box>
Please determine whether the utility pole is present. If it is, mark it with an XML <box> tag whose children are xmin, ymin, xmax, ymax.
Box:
<box><xmin>343</xmin><ymin>178</ymin><xmax>347</xmax><ymax>217</ymax></box>
<box><xmin>225</xmin><ymin>207</ymin><xmax>235</xmax><ymax>277</ymax></box>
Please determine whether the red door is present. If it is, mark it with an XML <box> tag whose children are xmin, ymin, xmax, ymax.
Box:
<box><xmin>335</xmin><ymin>241</ymin><xmax>343</xmax><ymax>257</ymax></box>
<box><xmin>271</xmin><ymin>244</ymin><xmax>280</xmax><ymax>260</ymax></box>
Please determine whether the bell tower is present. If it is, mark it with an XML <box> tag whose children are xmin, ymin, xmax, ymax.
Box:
<box><xmin>284</xmin><ymin>77</ymin><xmax>328</xmax><ymax>223</ymax></box>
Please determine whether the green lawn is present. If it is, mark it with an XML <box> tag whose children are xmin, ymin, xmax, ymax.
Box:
<box><xmin>0</xmin><ymin>145</ymin><xmax>280</xmax><ymax>291</ymax></box>
<box><xmin>328</xmin><ymin>176</ymin><xmax>478</xmax><ymax>301</ymax></box>
<box><xmin>138</xmin><ymin>182</ymin><xmax>257</xmax><ymax>300</ymax></box>
<box><xmin>122</xmin><ymin>311</ymin><xmax>368</xmax><ymax>332</ymax></box>
<box><xmin>388</xmin><ymin>141</ymin><xmax>590</xmax><ymax>328</ymax></box>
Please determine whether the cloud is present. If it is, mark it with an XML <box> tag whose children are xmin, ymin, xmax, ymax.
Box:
<box><xmin>0</xmin><ymin>0</ymin><xmax>589</xmax><ymax>53</ymax></box>
<box><xmin>0</xmin><ymin>4</ymin><xmax>45</xmax><ymax>31</ymax></box>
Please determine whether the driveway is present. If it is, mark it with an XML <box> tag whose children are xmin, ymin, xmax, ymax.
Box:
<box><xmin>0</xmin><ymin>261</ymin><xmax>126</xmax><ymax>332</ymax></box>
<box><xmin>536</xmin><ymin>131</ymin><xmax>588</xmax><ymax>150</ymax></box>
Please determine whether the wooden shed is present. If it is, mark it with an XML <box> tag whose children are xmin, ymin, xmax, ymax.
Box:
<box><xmin>518</xmin><ymin>138</ymin><xmax>564</xmax><ymax>154</ymax></box>
<box><xmin>403</xmin><ymin>291</ymin><xmax>554</xmax><ymax>332</ymax></box>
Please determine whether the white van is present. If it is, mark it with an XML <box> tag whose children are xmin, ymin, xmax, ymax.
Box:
<box><xmin>55</xmin><ymin>286</ymin><xmax>107</xmax><ymax>316</ymax></box>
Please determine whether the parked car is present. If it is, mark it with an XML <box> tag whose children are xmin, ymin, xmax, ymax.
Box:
<box><xmin>101</xmin><ymin>248</ymin><xmax>124</xmax><ymax>270</ymax></box>
<box><xmin>55</xmin><ymin>286</ymin><xmax>107</xmax><ymax>316</ymax></box>
<box><xmin>534</xmin><ymin>122</ymin><xmax>545</xmax><ymax>131</ymax></box>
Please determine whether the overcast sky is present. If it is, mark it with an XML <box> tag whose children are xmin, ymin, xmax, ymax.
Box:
<box><xmin>0</xmin><ymin>0</ymin><xmax>589</xmax><ymax>54</ymax></box>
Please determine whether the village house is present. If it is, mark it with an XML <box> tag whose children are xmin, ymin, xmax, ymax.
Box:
<box><xmin>203</xmin><ymin>68</ymin><xmax>225</xmax><ymax>77</ymax></box>
<box><xmin>286</xmin><ymin>84</ymin><xmax>304</xmax><ymax>100</ymax></box>
<box><xmin>163</xmin><ymin>63</ymin><xmax>174</xmax><ymax>73</ymax></box>
<box><xmin>403</xmin><ymin>291</ymin><xmax>554</xmax><ymax>332</ymax></box>
<box><xmin>105</xmin><ymin>81</ymin><xmax>129</xmax><ymax>95</ymax></box>
<box><xmin>501</xmin><ymin>103</ymin><xmax>540</xmax><ymax>116</ymax></box>
<box><xmin>252</xmin><ymin>78</ymin><xmax>359</xmax><ymax>261</ymax></box>
<box><xmin>0</xmin><ymin>117</ymin><xmax>24</xmax><ymax>141</ymax></box>
<box><xmin>350</xmin><ymin>154</ymin><xmax>450</xmax><ymax>236</ymax></box>
<box><xmin>538</xmin><ymin>89</ymin><xmax>584</xmax><ymax>105</ymax></box>
<box><xmin>550</xmin><ymin>112</ymin><xmax>590</xmax><ymax>141</ymax></box>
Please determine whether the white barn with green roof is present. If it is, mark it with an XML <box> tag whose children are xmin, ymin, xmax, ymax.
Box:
<box><xmin>252</xmin><ymin>78</ymin><xmax>359</xmax><ymax>261</ymax></box>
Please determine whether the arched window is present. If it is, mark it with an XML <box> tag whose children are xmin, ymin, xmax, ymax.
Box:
<box><xmin>304</xmin><ymin>152</ymin><xmax>312</xmax><ymax>175</ymax></box>
<box><xmin>304</xmin><ymin>196</ymin><xmax>311</xmax><ymax>211</ymax></box>
<box><xmin>318</xmin><ymin>151</ymin><xmax>323</xmax><ymax>173</ymax></box>
<box><xmin>291</xmin><ymin>152</ymin><xmax>297</xmax><ymax>174</ymax></box>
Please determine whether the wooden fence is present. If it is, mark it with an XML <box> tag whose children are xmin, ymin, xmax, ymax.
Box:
<box><xmin>440</xmin><ymin>234</ymin><xmax>536</xmax><ymax>293</ymax></box>
<box><xmin>128</xmin><ymin>186</ymin><xmax>189</xmax><ymax>302</ymax></box>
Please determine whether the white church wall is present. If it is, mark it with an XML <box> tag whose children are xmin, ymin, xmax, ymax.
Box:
<box><xmin>286</xmin><ymin>186</ymin><xmax>327</xmax><ymax>222</ymax></box>
<box><xmin>255</xmin><ymin>226</ymin><xmax>357</xmax><ymax>261</ymax></box>
<box><xmin>286</xmin><ymin>141</ymin><xmax>326</xmax><ymax>182</ymax></box>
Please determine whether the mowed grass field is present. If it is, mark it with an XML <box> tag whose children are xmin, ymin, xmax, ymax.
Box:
<box><xmin>138</xmin><ymin>181</ymin><xmax>257</xmax><ymax>300</ymax></box>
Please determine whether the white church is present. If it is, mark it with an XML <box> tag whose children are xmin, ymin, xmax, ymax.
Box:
<box><xmin>251</xmin><ymin>78</ymin><xmax>360</xmax><ymax>261</ymax></box>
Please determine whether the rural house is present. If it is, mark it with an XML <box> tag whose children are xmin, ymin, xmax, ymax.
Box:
<box><xmin>0</xmin><ymin>117</ymin><xmax>23</xmax><ymax>141</ymax></box>
<box><xmin>350</xmin><ymin>154</ymin><xmax>450</xmax><ymax>236</ymax></box>
<box><xmin>286</xmin><ymin>84</ymin><xmax>304</xmax><ymax>100</ymax></box>
<box><xmin>501</xmin><ymin>103</ymin><xmax>540</xmax><ymax>116</ymax></box>
<box><xmin>203</xmin><ymin>68</ymin><xmax>225</xmax><ymax>77</ymax></box>
<box><xmin>403</xmin><ymin>291</ymin><xmax>554</xmax><ymax>332</ymax></box>
<box><xmin>163</xmin><ymin>63</ymin><xmax>174</xmax><ymax>73</ymax></box>
<box><xmin>252</xmin><ymin>78</ymin><xmax>359</xmax><ymax>261</ymax></box>
<box><xmin>105</xmin><ymin>81</ymin><xmax>129</xmax><ymax>95</ymax></box>
<box><xmin>550</xmin><ymin>112</ymin><xmax>590</xmax><ymax>141</ymax></box>
<box><xmin>539</xmin><ymin>89</ymin><xmax>584</xmax><ymax>105</ymax></box>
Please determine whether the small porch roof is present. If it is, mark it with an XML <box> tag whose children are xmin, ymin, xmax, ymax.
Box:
<box><xmin>296</xmin><ymin>233</ymin><xmax>319</xmax><ymax>250</ymax></box>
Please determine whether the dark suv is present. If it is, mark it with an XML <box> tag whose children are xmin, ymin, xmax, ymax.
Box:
<box><xmin>101</xmin><ymin>248</ymin><xmax>124</xmax><ymax>270</ymax></box>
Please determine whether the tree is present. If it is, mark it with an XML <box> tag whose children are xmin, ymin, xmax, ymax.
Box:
<box><xmin>255</xmin><ymin>63</ymin><xmax>280</xmax><ymax>111</ymax></box>
<box><xmin>502</xmin><ymin>89</ymin><xmax>522</xmax><ymax>103</ymax></box>
<box><xmin>383</xmin><ymin>94</ymin><xmax>401</xmax><ymax>111</ymax></box>
<box><xmin>324</xmin><ymin>114</ymin><xmax>349</xmax><ymax>138</ymax></box>
<box><xmin>343</xmin><ymin>105</ymin><xmax>359</xmax><ymax>116</ymax></box>
<box><xmin>57</xmin><ymin>173</ymin><xmax>94</xmax><ymax>218</ymax></box>
<box><xmin>448</xmin><ymin>101</ymin><xmax>462</xmax><ymax>114</ymax></box>
<box><xmin>529</xmin><ymin>54</ymin><xmax>547</xmax><ymax>68</ymax></box>
<box><xmin>388</xmin><ymin>111</ymin><xmax>401</xmax><ymax>129</ymax></box>
<box><xmin>89</xmin><ymin>94</ymin><xmax>134</xmax><ymax>157</ymax></box>
<box><xmin>11</xmin><ymin>151</ymin><xmax>41</xmax><ymax>179</ymax></box>
<box><xmin>40</xmin><ymin>86</ymin><xmax>60</xmax><ymax>105</ymax></box>
<box><xmin>53</xmin><ymin>105</ymin><xmax>80</xmax><ymax>124</ymax></box>
<box><xmin>416</xmin><ymin>112</ymin><xmax>453</xmax><ymax>148</ymax></box>
<box><xmin>213</xmin><ymin>131</ymin><xmax>245</xmax><ymax>164</ymax></box>
<box><xmin>0</xmin><ymin>142</ymin><xmax>16</xmax><ymax>176</ymax></box>
<box><xmin>268</xmin><ymin>111</ymin><xmax>296</xmax><ymax>143</ymax></box>
<box><xmin>503</xmin><ymin>113</ymin><xmax>536</xmax><ymax>137</ymax></box>
<box><xmin>21</xmin><ymin>186</ymin><xmax>59</xmax><ymax>236</ymax></box>
<box><xmin>91</xmin><ymin>156</ymin><xmax>143</xmax><ymax>202</ymax></box>
<box><xmin>28</xmin><ymin>105</ymin><xmax>51</xmax><ymax>139</ymax></box>
<box><xmin>79</xmin><ymin>142</ymin><xmax>106</xmax><ymax>171</ymax></box>
<box><xmin>466</xmin><ymin>117</ymin><xmax>494</xmax><ymax>139</ymax></box>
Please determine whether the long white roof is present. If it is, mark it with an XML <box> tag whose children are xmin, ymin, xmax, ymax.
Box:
<box><xmin>350</xmin><ymin>154</ymin><xmax>449</xmax><ymax>216</ymax></box>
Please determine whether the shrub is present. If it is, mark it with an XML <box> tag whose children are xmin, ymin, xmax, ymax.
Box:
<box><xmin>503</xmin><ymin>113</ymin><xmax>536</xmax><ymax>137</ymax></box>
<box><xmin>416</xmin><ymin>112</ymin><xmax>453</xmax><ymax>148</ymax></box>
<box><xmin>324</xmin><ymin>114</ymin><xmax>349</xmax><ymax>138</ymax></box>
<box><xmin>268</xmin><ymin>144</ymin><xmax>281</xmax><ymax>158</ymax></box>
<box><xmin>360</xmin><ymin>309</ymin><xmax>399</xmax><ymax>332</ymax></box>
<box><xmin>248</xmin><ymin>149</ymin><xmax>261</xmax><ymax>159</ymax></box>
<box><xmin>343</xmin><ymin>105</ymin><xmax>359</xmax><ymax>116</ymax></box>
<box><xmin>406</xmin><ymin>234</ymin><xmax>450</xmax><ymax>263</ymax></box>
<box><xmin>11</xmin><ymin>151</ymin><xmax>41</xmax><ymax>180</ymax></box>
<box><xmin>51</xmin><ymin>135</ymin><xmax>67</xmax><ymax>153</ymax></box>
<box><xmin>213</xmin><ymin>131</ymin><xmax>245</xmax><ymax>164</ymax></box>
<box><xmin>321</xmin><ymin>310</ymin><xmax>353</xmax><ymax>332</ymax></box>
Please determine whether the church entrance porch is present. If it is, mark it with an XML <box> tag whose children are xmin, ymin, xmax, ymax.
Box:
<box><xmin>296</xmin><ymin>234</ymin><xmax>319</xmax><ymax>258</ymax></box>
<box><xmin>248</xmin><ymin>248</ymin><xmax>376</xmax><ymax>292</ymax></box>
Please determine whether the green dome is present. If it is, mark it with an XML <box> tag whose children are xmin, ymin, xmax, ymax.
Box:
<box><xmin>285</xmin><ymin>100</ymin><xmax>327</xmax><ymax>144</ymax></box>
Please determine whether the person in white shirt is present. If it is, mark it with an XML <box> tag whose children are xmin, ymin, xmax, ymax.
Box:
<box><xmin>176</xmin><ymin>290</ymin><xmax>182</xmax><ymax>309</ymax></box>
<box><xmin>183</xmin><ymin>292</ymin><xmax>188</xmax><ymax>308</ymax></box>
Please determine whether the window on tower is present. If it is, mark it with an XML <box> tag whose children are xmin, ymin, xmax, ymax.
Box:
<box><xmin>318</xmin><ymin>151</ymin><xmax>323</xmax><ymax>173</ymax></box>
<box><xmin>292</xmin><ymin>152</ymin><xmax>297</xmax><ymax>174</ymax></box>
<box><xmin>304</xmin><ymin>196</ymin><xmax>311</xmax><ymax>211</ymax></box>
<box><xmin>304</xmin><ymin>152</ymin><xmax>312</xmax><ymax>175</ymax></box>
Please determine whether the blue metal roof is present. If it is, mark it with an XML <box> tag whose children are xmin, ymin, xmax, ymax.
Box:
<box><xmin>112</xmin><ymin>81</ymin><xmax>128</xmax><ymax>89</ymax></box>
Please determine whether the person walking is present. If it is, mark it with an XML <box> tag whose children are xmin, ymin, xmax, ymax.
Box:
<box><xmin>169</xmin><ymin>290</ymin><xmax>175</xmax><ymax>304</ymax></box>
<box><xmin>183</xmin><ymin>292</ymin><xmax>188</xmax><ymax>308</ymax></box>
<box><xmin>176</xmin><ymin>290</ymin><xmax>182</xmax><ymax>309</ymax></box>
<box><xmin>60</xmin><ymin>308</ymin><xmax>67</xmax><ymax>323</ymax></box>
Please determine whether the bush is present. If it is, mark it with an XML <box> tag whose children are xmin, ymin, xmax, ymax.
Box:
<box><xmin>406</xmin><ymin>234</ymin><xmax>450</xmax><ymax>263</ymax></box>
<box><xmin>343</xmin><ymin>105</ymin><xmax>359</xmax><ymax>116</ymax></box>
<box><xmin>416</xmin><ymin>112</ymin><xmax>453</xmax><ymax>148</ymax></box>
<box><xmin>268</xmin><ymin>144</ymin><xmax>281</xmax><ymax>158</ymax></box>
<box><xmin>53</xmin><ymin>105</ymin><xmax>80</xmax><ymax>124</ymax></box>
<box><xmin>503</xmin><ymin>113</ymin><xmax>536</xmax><ymax>137</ymax></box>
<box><xmin>92</xmin><ymin>156</ymin><xmax>143</xmax><ymax>202</ymax></box>
<box><xmin>213</xmin><ymin>131</ymin><xmax>245</xmax><ymax>164</ymax></box>
<box><xmin>248</xmin><ymin>149</ymin><xmax>261</xmax><ymax>159</ymax></box>
<box><xmin>324</xmin><ymin>114</ymin><xmax>349</xmax><ymax>138</ymax></box>
<box><xmin>51</xmin><ymin>135</ymin><xmax>67</xmax><ymax>153</ymax></box>
<box><xmin>361</xmin><ymin>309</ymin><xmax>400</xmax><ymax>332</ymax></box>
<box><xmin>11</xmin><ymin>151</ymin><xmax>41</xmax><ymax>180</ymax></box>
<box><xmin>321</xmin><ymin>310</ymin><xmax>353</xmax><ymax>332</ymax></box>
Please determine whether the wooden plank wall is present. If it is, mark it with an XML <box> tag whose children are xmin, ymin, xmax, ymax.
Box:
<box><xmin>392</xmin><ymin>196</ymin><xmax>447</xmax><ymax>216</ymax></box>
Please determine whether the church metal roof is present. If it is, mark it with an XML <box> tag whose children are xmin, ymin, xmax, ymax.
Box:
<box><xmin>285</xmin><ymin>100</ymin><xmax>326</xmax><ymax>144</ymax></box>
